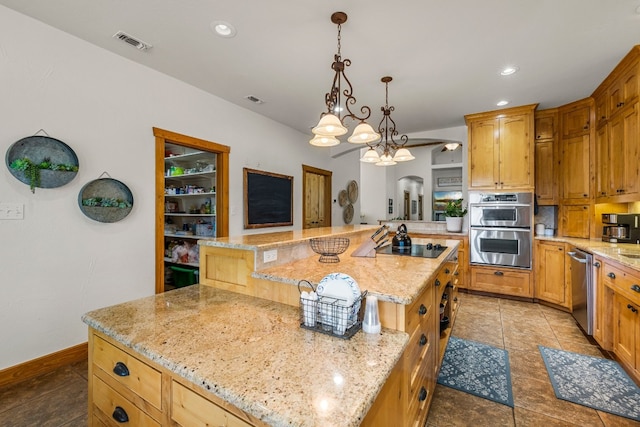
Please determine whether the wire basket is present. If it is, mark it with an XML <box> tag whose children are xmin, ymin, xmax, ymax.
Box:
<box><xmin>298</xmin><ymin>280</ymin><xmax>367</xmax><ymax>339</ymax></box>
<box><xmin>309</xmin><ymin>237</ymin><xmax>350</xmax><ymax>263</ymax></box>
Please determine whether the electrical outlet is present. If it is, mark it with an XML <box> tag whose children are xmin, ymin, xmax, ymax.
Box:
<box><xmin>0</xmin><ymin>203</ymin><xmax>24</xmax><ymax>220</ymax></box>
<box><xmin>263</xmin><ymin>250</ymin><xmax>277</xmax><ymax>263</ymax></box>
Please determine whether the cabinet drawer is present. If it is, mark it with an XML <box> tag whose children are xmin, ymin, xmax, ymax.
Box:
<box><xmin>602</xmin><ymin>262</ymin><xmax>640</xmax><ymax>305</ymax></box>
<box><xmin>470</xmin><ymin>266</ymin><xmax>532</xmax><ymax>297</ymax></box>
<box><xmin>405</xmin><ymin>286</ymin><xmax>434</xmax><ymax>335</ymax></box>
<box><xmin>93</xmin><ymin>335</ymin><xmax>162</xmax><ymax>409</ymax></box>
<box><xmin>172</xmin><ymin>381</ymin><xmax>253</xmax><ymax>427</ymax></box>
<box><xmin>407</xmin><ymin>349</ymin><xmax>435</xmax><ymax>426</ymax></box>
<box><xmin>405</xmin><ymin>316</ymin><xmax>433</xmax><ymax>378</ymax></box>
<box><xmin>93</xmin><ymin>376</ymin><xmax>160</xmax><ymax>427</ymax></box>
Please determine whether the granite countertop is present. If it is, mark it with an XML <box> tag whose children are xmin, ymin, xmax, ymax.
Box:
<box><xmin>198</xmin><ymin>225</ymin><xmax>379</xmax><ymax>250</ymax></box>
<box><xmin>82</xmin><ymin>286</ymin><xmax>408</xmax><ymax>427</ymax></box>
<box><xmin>535</xmin><ymin>236</ymin><xmax>640</xmax><ymax>270</ymax></box>
<box><xmin>255</xmin><ymin>238</ymin><xmax>461</xmax><ymax>305</ymax></box>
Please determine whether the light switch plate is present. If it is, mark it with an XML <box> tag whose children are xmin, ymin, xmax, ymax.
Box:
<box><xmin>0</xmin><ymin>203</ymin><xmax>24</xmax><ymax>220</ymax></box>
<box><xmin>264</xmin><ymin>250</ymin><xmax>277</xmax><ymax>263</ymax></box>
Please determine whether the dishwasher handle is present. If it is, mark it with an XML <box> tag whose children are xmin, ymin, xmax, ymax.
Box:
<box><xmin>567</xmin><ymin>251</ymin><xmax>588</xmax><ymax>263</ymax></box>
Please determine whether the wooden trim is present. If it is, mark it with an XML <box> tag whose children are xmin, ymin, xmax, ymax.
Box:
<box><xmin>464</xmin><ymin>103</ymin><xmax>539</xmax><ymax>124</ymax></box>
<box><xmin>153</xmin><ymin>127</ymin><xmax>231</xmax><ymax>294</ymax></box>
<box><xmin>0</xmin><ymin>342</ymin><xmax>88</xmax><ymax>389</ymax></box>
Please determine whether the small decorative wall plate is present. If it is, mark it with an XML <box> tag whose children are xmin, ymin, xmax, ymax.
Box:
<box><xmin>78</xmin><ymin>175</ymin><xmax>134</xmax><ymax>223</ymax></box>
<box><xmin>343</xmin><ymin>203</ymin><xmax>354</xmax><ymax>224</ymax></box>
<box><xmin>5</xmin><ymin>135</ymin><xmax>79</xmax><ymax>193</ymax></box>
<box><xmin>338</xmin><ymin>189</ymin><xmax>348</xmax><ymax>207</ymax></box>
<box><xmin>347</xmin><ymin>180</ymin><xmax>358</xmax><ymax>204</ymax></box>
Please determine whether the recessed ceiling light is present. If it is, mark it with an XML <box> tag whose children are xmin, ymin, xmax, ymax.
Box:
<box><xmin>500</xmin><ymin>66</ymin><xmax>519</xmax><ymax>76</ymax></box>
<box><xmin>497</xmin><ymin>100</ymin><xmax>509</xmax><ymax>107</ymax></box>
<box><xmin>211</xmin><ymin>20</ymin><xmax>237</xmax><ymax>38</ymax></box>
<box><xmin>245</xmin><ymin>95</ymin><xmax>264</xmax><ymax>104</ymax></box>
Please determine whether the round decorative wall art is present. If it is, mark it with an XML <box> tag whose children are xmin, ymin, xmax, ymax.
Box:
<box><xmin>5</xmin><ymin>134</ymin><xmax>79</xmax><ymax>193</ymax></box>
<box><xmin>347</xmin><ymin>180</ymin><xmax>358</xmax><ymax>204</ymax></box>
<box><xmin>78</xmin><ymin>175</ymin><xmax>134</xmax><ymax>223</ymax></box>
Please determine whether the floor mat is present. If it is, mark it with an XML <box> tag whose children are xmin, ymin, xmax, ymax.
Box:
<box><xmin>539</xmin><ymin>345</ymin><xmax>640</xmax><ymax>421</ymax></box>
<box><xmin>437</xmin><ymin>336</ymin><xmax>513</xmax><ymax>407</ymax></box>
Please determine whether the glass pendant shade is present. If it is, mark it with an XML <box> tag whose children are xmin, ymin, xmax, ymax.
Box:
<box><xmin>393</xmin><ymin>148</ymin><xmax>415</xmax><ymax>162</ymax></box>
<box><xmin>347</xmin><ymin>122</ymin><xmax>381</xmax><ymax>144</ymax></box>
<box><xmin>444</xmin><ymin>142</ymin><xmax>461</xmax><ymax>151</ymax></box>
<box><xmin>376</xmin><ymin>153</ymin><xmax>397</xmax><ymax>166</ymax></box>
<box><xmin>360</xmin><ymin>148</ymin><xmax>381</xmax><ymax>163</ymax></box>
<box><xmin>309</xmin><ymin>134</ymin><xmax>340</xmax><ymax>147</ymax></box>
<box><xmin>312</xmin><ymin>114</ymin><xmax>348</xmax><ymax>137</ymax></box>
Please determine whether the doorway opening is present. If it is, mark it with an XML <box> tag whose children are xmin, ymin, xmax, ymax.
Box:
<box><xmin>154</xmin><ymin>128</ymin><xmax>230</xmax><ymax>294</ymax></box>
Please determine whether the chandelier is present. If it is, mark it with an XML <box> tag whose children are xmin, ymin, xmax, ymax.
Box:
<box><xmin>310</xmin><ymin>12</ymin><xmax>381</xmax><ymax>147</ymax></box>
<box><xmin>360</xmin><ymin>76</ymin><xmax>415</xmax><ymax>166</ymax></box>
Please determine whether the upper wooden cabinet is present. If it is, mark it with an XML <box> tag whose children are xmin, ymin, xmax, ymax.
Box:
<box><xmin>592</xmin><ymin>45</ymin><xmax>640</xmax><ymax>203</ymax></box>
<box><xmin>465</xmin><ymin>104</ymin><xmax>537</xmax><ymax>191</ymax></box>
<box><xmin>559</xmin><ymin>98</ymin><xmax>594</xmax><ymax>203</ymax></box>
<box><xmin>534</xmin><ymin>109</ymin><xmax>558</xmax><ymax>205</ymax></box>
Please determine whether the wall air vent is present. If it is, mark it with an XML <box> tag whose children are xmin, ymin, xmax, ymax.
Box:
<box><xmin>112</xmin><ymin>31</ymin><xmax>153</xmax><ymax>52</ymax></box>
<box><xmin>245</xmin><ymin>95</ymin><xmax>264</xmax><ymax>104</ymax></box>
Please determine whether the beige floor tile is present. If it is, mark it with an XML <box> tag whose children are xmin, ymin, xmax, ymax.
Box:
<box><xmin>559</xmin><ymin>341</ymin><xmax>606</xmax><ymax>358</ymax></box>
<box><xmin>451</xmin><ymin>322</ymin><xmax>505</xmax><ymax>348</ymax></box>
<box><xmin>508</xmin><ymin>348</ymin><xmax>550</xmax><ymax>382</ymax></box>
<box><xmin>598</xmin><ymin>410</ymin><xmax>640</xmax><ymax>427</ymax></box>
<box><xmin>514</xmin><ymin>406</ymin><xmax>599</xmax><ymax>426</ymax></box>
<box><xmin>426</xmin><ymin>385</ymin><xmax>515</xmax><ymax>427</ymax></box>
<box><xmin>503</xmin><ymin>329</ymin><xmax>561</xmax><ymax>352</ymax></box>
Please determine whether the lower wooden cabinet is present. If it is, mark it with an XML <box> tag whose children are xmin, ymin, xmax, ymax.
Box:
<box><xmin>361</xmin><ymin>358</ymin><xmax>405</xmax><ymax>427</ymax></box>
<box><xmin>601</xmin><ymin>259</ymin><xmax>640</xmax><ymax>382</ymax></box>
<box><xmin>88</xmin><ymin>330</ymin><xmax>261</xmax><ymax>427</ymax></box>
<box><xmin>534</xmin><ymin>240</ymin><xmax>570</xmax><ymax>308</ymax></box>
<box><xmin>469</xmin><ymin>265</ymin><xmax>532</xmax><ymax>297</ymax></box>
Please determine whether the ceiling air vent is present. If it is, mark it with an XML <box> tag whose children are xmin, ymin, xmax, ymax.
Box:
<box><xmin>112</xmin><ymin>31</ymin><xmax>152</xmax><ymax>52</ymax></box>
<box><xmin>245</xmin><ymin>95</ymin><xmax>264</xmax><ymax>104</ymax></box>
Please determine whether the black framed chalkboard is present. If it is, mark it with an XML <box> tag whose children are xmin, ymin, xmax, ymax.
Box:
<box><xmin>243</xmin><ymin>168</ymin><xmax>293</xmax><ymax>229</ymax></box>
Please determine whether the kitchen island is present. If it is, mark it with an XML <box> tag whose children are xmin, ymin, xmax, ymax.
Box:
<box><xmin>82</xmin><ymin>285</ymin><xmax>409</xmax><ymax>426</ymax></box>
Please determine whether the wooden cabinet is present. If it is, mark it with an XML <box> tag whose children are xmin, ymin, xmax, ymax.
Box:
<box><xmin>469</xmin><ymin>265</ymin><xmax>532</xmax><ymax>298</ymax></box>
<box><xmin>559</xmin><ymin>98</ymin><xmax>593</xmax><ymax>206</ymax></box>
<box><xmin>560</xmin><ymin>103</ymin><xmax>591</xmax><ymax>138</ymax></box>
<box><xmin>560</xmin><ymin>204</ymin><xmax>590</xmax><ymax>238</ymax></box>
<box><xmin>88</xmin><ymin>330</ymin><xmax>262</xmax><ymax>427</ymax></box>
<box><xmin>608</xmin><ymin>102</ymin><xmax>639</xmax><ymax>198</ymax></box>
<box><xmin>595</xmin><ymin>125</ymin><xmax>609</xmax><ymax>198</ymax></box>
<box><xmin>465</xmin><ymin>104</ymin><xmax>537</xmax><ymax>191</ymax></box>
<box><xmin>534</xmin><ymin>109</ymin><xmax>558</xmax><ymax>204</ymax></box>
<box><xmin>534</xmin><ymin>240</ymin><xmax>570</xmax><ymax>308</ymax></box>
<box><xmin>594</xmin><ymin>91</ymin><xmax>609</xmax><ymax>128</ymax></box>
<box><xmin>608</xmin><ymin>62</ymin><xmax>639</xmax><ymax>117</ymax></box>
<box><xmin>601</xmin><ymin>259</ymin><xmax>640</xmax><ymax>382</ymax></box>
<box><xmin>360</xmin><ymin>361</ymin><xmax>404</xmax><ymax>427</ymax></box>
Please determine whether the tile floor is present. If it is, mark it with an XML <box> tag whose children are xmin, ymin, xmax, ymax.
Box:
<box><xmin>2</xmin><ymin>292</ymin><xmax>639</xmax><ymax>426</ymax></box>
<box><xmin>426</xmin><ymin>292</ymin><xmax>640</xmax><ymax>427</ymax></box>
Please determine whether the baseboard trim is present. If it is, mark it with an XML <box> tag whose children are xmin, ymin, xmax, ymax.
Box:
<box><xmin>0</xmin><ymin>342</ymin><xmax>88</xmax><ymax>389</ymax></box>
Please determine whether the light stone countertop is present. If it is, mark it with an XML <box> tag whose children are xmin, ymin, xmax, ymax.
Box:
<box><xmin>82</xmin><ymin>285</ymin><xmax>409</xmax><ymax>427</ymax></box>
<box><xmin>535</xmin><ymin>236</ymin><xmax>640</xmax><ymax>271</ymax></box>
<box><xmin>254</xmin><ymin>238</ymin><xmax>461</xmax><ymax>305</ymax></box>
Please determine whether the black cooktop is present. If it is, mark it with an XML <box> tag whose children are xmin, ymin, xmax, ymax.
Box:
<box><xmin>376</xmin><ymin>243</ymin><xmax>447</xmax><ymax>259</ymax></box>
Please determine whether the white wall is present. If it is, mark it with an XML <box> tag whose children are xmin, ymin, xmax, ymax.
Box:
<box><xmin>0</xmin><ymin>6</ymin><xmax>338</xmax><ymax>369</ymax></box>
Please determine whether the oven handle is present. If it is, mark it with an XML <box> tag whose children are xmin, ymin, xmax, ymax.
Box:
<box><xmin>470</xmin><ymin>226</ymin><xmax>531</xmax><ymax>232</ymax></box>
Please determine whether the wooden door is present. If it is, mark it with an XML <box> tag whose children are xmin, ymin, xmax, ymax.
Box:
<box><xmin>561</xmin><ymin>134</ymin><xmax>590</xmax><ymax>200</ymax></box>
<box><xmin>620</xmin><ymin>103</ymin><xmax>639</xmax><ymax>195</ymax></box>
<box><xmin>535</xmin><ymin>140</ymin><xmax>554</xmax><ymax>202</ymax></box>
<box><xmin>534</xmin><ymin>241</ymin><xmax>568</xmax><ymax>306</ymax></box>
<box><xmin>561</xmin><ymin>105</ymin><xmax>591</xmax><ymax>138</ymax></box>
<box><xmin>614</xmin><ymin>292</ymin><xmax>636</xmax><ymax>369</ymax></box>
<box><xmin>468</xmin><ymin>119</ymin><xmax>499</xmax><ymax>189</ymax></box>
<box><xmin>560</xmin><ymin>204</ymin><xmax>590</xmax><ymax>238</ymax></box>
<box><xmin>302</xmin><ymin>165</ymin><xmax>331</xmax><ymax>229</ymax></box>
<box><xmin>499</xmin><ymin>114</ymin><xmax>533</xmax><ymax>189</ymax></box>
<box><xmin>595</xmin><ymin>125</ymin><xmax>609</xmax><ymax>198</ymax></box>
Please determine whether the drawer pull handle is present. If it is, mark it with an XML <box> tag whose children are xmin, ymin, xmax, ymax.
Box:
<box><xmin>113</xmin><ymin>362</ymin><xmax>130</xmax><ymax>377</ymax></box>
<box><xmin>594</xmin><ymin>261</ymin><xmax>601</xmax><ymax>268</ymax></box>
<box><xmin>608</xmin><ymin>272</ymin><xmax>616</xmax><ymax>279</ymax></box>
<box><xmin>494</xmin><ymin>271</ymin><xmax>504</xmax><ymax>276</ymax></box>
<box><xmin>419</xmin><ymin>334</ymin><xmax>427</xmax><ymax>346</ymax></box>
<box><xmin>627</xmin><ymin>304</ymin><xmax>638</xmax><ymax>314</ymax></box>
<box><xmin>112</xmin><ymin>406</ymin><xmax>129</xmax><ymax>423</ymax></box>
<box><xmin>418</xmin><ymin>387</ymin><xmax>428</xmax><ymax>401</ymax></box>
<box><xmin>446</xmin><ymin>282</ymin><xmax>454</xmax><ymax>289</ymax></box>
<box><xmin>435</xmin><ymin>279</ymin><xmax>441</xmax><ymax>287</ymax></box>
<box><xmin>445</xmin><ymin>268</ymin><xmax>450</xmax><ymax>274</ymax></box>
<box><xmin>631</xmin><ymin>284</ymin><xmax>640</xmax><ymax>293</ymax></box>
<box><xmin>419</xmin><ymin>304</ymin><xmax>427</xmax><ymax>315</ymax></box>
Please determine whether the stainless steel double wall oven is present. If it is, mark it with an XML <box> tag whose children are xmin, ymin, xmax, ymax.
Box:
<box><xmin>469</xmin><ymin>192</ymin><xmax>533</xmax><ymax>269</ymax></box>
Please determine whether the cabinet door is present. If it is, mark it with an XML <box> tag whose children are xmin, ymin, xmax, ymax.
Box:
<box><xmin>613</xmin><ymin>292</ymin><xmax>637</xmax><ymax>369</ymax></box>
<box><xmin>535</xmin><ymin>114</ymin><xmax>555</xmax><ymax>140</ymax></box>
<box><xmin>611</xmin><ymin>103</ymin><xmax>640</xmax><ymax>196</ymax></box>
<box><xmin>469</xmin><ymin>119</ymin><xmax>499</xmax><ymax>189</ymax></box>
<box><xmin>610</xmin><ymin>64</ymin><xmax>639</xmax><ymax>117</ymax></box>
<box><xmin>595</xmin><ymin>125</ymin><xmax>609</xmax><ymax>198</ymax></box>
<box><xmin>561</xmin><ymin>134</ymin><xmax>590</xmax><ymax>200</ymax></box>
<box><xmin>535</xmin><ymin>141</ymin><xmax>555</xmax><ymax>203</ymax></box>
<box><xmin>534</xmin><ymin>241</ymin><xmax>568</xmax><ymax>307</ymax></box>
<box><xmin>560</xmin><ymin>205</ymin><xmax>590</xmax><ymax>238</ymax></box>
<box><xmin>172</xmin><ymin>381</ymin><xmax>253</xmax><ymax>427</ymax></box>
<box><xmin>561</xmin><ymin>105</ymin><xmax>591</xmax><ymax>138</ymax></box>
<box><xmin>499</xmin><ymin>114</ymin><xmax>533</xmax><ymax>189</ymax></box>
<box><xmin>594</xmin><ymin>91</ymin><xmax>609</xmax><ymax>128</ymax></box>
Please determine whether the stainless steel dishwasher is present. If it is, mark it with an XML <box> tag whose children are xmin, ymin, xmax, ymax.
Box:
<box><xmin>567</xmin><ymin>248</ymin><xmax>593</xmax><ymax>335</ymax></box>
